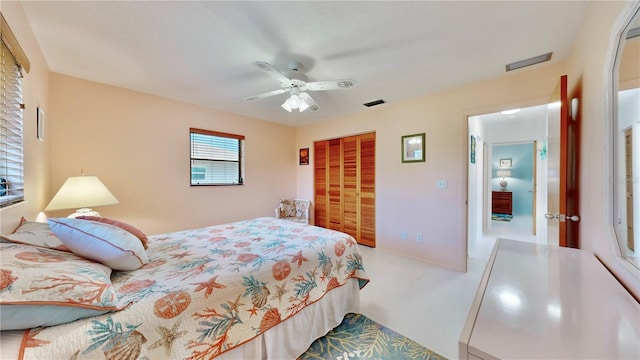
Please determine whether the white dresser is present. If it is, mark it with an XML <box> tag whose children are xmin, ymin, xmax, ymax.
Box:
<box><xmin>459</xmin><ymin>238</ymin><xmax>640</xmax><ymax>360</ymax></box>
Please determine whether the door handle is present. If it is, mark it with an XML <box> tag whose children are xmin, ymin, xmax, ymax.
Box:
<box><xmin>545</xmin><ymin>213</ymin><xmax>580</xmax><ymax>222</ymax></box>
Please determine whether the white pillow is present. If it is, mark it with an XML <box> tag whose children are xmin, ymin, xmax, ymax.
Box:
<box><xmin>48</xmin><ymin>218</ymin><xmax>148</xmax><ymax>271</ymax></box>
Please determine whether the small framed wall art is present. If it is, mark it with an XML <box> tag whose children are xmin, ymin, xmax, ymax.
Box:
<box><xmin>299</xmin><ymin>148</ymin><xmax>309</xmax><ymax>165</ymax></box>
<box><xmin>470</xmin><ymin>135</ymin><xmax>476</xmax><ymax>164</ymax></box>
<box><xmin>37</xmin><ymin>107</ymin><xmax>45</xmax><ymax>141</ymax></box>
<box><xmin>401</xmin><ymin>133</ymin><xmax>425</xmax><ymax>163</ymax></box>
<box><xmin>499</xmin><ymin>158</ymin><xmax>512</xmax><ymax>168</ymax></box>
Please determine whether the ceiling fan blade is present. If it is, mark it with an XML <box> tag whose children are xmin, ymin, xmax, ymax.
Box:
<box><xmin>299</xmin><ymin>92</ymin><xmax>320</xmax><ymax>112</ymax></box>
<box><xmin>253</xmin><ymin>61</ymin><xmax>291</xmax><ymax>84</ymax></box>
<box><xmin>304</xmin><ymin>79</ymin><xmax>356</xmax><ymax>91</ymax></box>
<box><xmin>244</xmin><ymin>88</ymin><xmax>289</xmax><ymax>101</ymax></box>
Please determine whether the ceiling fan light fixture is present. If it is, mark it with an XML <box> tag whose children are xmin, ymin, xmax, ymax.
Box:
<box><xmin>247</xmin><ymin>61</ymin><xmax>355</xmax><ymax>113</ymax></box>
<box><xmin>282</xmin><ymin>92</ymin><xmax>311</xmax><ymax>112</ymax></box>
<box><xmin>281</xmin><ymin>98</ymin><xmax>293</xmax><ymax>112</ymax></box>
<box><xmin>289</xmin><ymin>94</ymin><xmax>301</xmax><ymax>109</ymax></box>
<box><xmin>299</xmin><ymin>100</ymin><xmax>310</xmax><ymax>112</ymax></box>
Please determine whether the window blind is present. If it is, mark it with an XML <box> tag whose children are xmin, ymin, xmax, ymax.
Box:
<box><xmin>0</xmin><ymin>39</ymin><xmax>24</xmax><ymax>207</ymax></box>
<box><xmin>190</xmin><ymin>128</ymin><xmax>244</xmax><ymax>185</ymax></box>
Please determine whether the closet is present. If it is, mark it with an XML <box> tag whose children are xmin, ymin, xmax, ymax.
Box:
<box><xmin>314</xmin><ymin>132</ymin><xmax>375</xmax><ymax>247</ymax></box>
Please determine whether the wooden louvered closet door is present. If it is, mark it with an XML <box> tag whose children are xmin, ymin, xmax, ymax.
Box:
<box><xmin>314</xmin><ymin>133</ymin><xmax>375</xmax><ymax>247</ymax></box>
<box><xmin>328</xmin><ymin>139</ymin><xmax>343</xmax><ymax>231</ymax></box>
<box><xmin>358</xmin><ymin>133</ymin><xmax>376</xmax><ymax>247</ymax></box>
<box><xmin>314</xmin><ymin>141</ymin><xmax>328</xmax><ymax>227</ymax></box>
<box><xmin>342</xmin><ymin>136</ymin><xmax>358</xmax><ymax>239</ymax></box>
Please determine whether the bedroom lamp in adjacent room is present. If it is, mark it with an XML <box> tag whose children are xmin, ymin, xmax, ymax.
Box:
<box><xmin>45</xmin><ymin>176</ymin><xmax>119</xmax><ymax>218</ymax></box>
<box><xmin>496</xmin><ymin>170</ymin><xmax>511</xmax><ymax>191</ymax></box>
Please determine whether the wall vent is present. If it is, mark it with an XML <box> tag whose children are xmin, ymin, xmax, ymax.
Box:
<box><xmin>363</xmin><ymin>99</ymin><xmax>386</xmax><ymax>107</ymax></box>
<box><xmin>505</xmin><ymin>52</ymin><xmax>552</xmax><ymax>72</ymax></box>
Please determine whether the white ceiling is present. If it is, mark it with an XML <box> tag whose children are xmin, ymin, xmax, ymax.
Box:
<box><xmin>19</xmin><ymin>1</ymin><xmax>590</xmax><ymax>127</ymax></box>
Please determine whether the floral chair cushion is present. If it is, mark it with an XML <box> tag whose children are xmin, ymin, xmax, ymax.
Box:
<box><xmin>276</xmin><ymin>199</ymin><xmax>310</xmax><ymax>223</ymax></box>
<box><xmin>279</xmin><ymin>199</ymin><xmax>297</xmax><ymax>217</ymax></box>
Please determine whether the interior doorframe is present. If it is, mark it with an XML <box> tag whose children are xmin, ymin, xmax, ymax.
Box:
<box><xmin>466</xmin><ymin>99</ymin><xmax>553</xmax><ymax>264</ymax></box>
<box><xmin>489</xmin><ymin>140</ymin><xmax>537</xmax><ymax>229</ymax></box>
<box><xmin>532</xmin><ymin>140</ymin><xmax>538</xmax><ymax>235</ymax></box>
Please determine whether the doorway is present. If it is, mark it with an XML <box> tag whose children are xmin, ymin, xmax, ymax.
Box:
<box><xmin>491</xmin><ymin>142</ymin><xmax>535</xmax><ymax>228</ymax></box>
<box><xmin>467</xmin><ymin>104</ymin><xmax>553</xmax><ymax>260</ymax></box>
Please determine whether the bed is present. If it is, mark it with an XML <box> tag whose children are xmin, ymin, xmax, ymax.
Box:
<box><xmin>0</xmin><ymin>216</ymin><xmax>370</xmax><ymax>359</ymax></box>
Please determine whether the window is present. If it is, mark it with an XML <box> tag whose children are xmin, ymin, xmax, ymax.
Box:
<box><xmin>190</xmin><ymin>128</ymin><xmax>244</xmax><ymax>185</ymax></box>
<box><xmin>0</xmin><ymin>38</ymin><xmax>24</xmax><ymax>207</ymax></box>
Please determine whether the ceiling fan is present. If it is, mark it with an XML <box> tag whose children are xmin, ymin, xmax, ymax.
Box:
<box><xmin>244</xmin><ymin>61</ymin><xmax>356</xmax><ymax>112</ymax></box>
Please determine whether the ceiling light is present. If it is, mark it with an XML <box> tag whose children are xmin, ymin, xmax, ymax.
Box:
<box><xmin>282</xmin><ymin>98</ymin><xmax>291</xmax><ymax>112</ymax></box>
<box><xmin>281</xmin><ymin>90</ymin><xmax>312</xmax><ymax>113</ymax></box>
<box><xmin>289</xmin><ymin>94</ymin><xmax>301</xmax><ymax>108</ymax></box>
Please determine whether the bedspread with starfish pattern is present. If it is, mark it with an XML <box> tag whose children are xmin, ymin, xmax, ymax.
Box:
<box><xmin>19</xmin><ymin>217</ymin><xmax>369</xmax><ymax>359</ymax></box>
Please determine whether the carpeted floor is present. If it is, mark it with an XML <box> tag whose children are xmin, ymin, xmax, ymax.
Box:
<box><xmin>491</xmin><ymin>213</ymin><xmax>513</xmax><ymax>222</ymax></box>
<box><xmin>299</xmin><ymin>313</ymin><xmax>447</xmax><ymax>360</ymax></box>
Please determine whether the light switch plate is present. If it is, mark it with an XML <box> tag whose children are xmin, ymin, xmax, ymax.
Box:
<box><xmin>437</xmin><ymin>180</ymin><xmax>448</xmax><ymax>189</ymax></box>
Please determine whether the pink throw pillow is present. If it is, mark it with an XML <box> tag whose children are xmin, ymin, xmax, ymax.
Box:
<box><xmin>76</xmin><ymin>216</ymin><xmax>148</xmax><ymax>249</ymax></box>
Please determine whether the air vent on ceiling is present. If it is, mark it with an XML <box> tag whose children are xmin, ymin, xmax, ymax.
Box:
<box><xmin>505</xmin><ymin>52</ymin><xmax>553</xmax><ymax>72</ymax></box>
<box><xmin>363</xmin><ymin>99</ymin><xmax>386</xmax><ymax>107</ymax></box>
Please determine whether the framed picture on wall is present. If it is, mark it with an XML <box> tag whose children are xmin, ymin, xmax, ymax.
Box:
<box><xmin>299</xmin><ymin>148</ymin><xmax>309</xmax><ymax>165</ymax></box>
<box><xmin>470</xmin><ymin>135</ymin><xmax>476</xmax><ymax>164</ymax></box>
<box><xmin>499</xmin><ymin>158</ymin><xmax>512</xmax><ymax>167</ymax></box>
<box><xmin>401</xmin><ymin>133</ymin><xmax>425</xmax><ymax>163</ymax></box>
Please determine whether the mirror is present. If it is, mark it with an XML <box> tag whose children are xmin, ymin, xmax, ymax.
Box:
<box><xmin>613</xmin><ymin>6</ymin><xmax>640</xmax><ymax>269</ymax></box>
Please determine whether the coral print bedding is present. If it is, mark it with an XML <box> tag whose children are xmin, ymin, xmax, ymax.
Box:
<box><xmin>4</xmin><ymin>217</ymin><xmax>369</xmax><ymax>359</ymax></box>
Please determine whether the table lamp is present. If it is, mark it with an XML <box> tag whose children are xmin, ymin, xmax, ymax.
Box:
<box><xmin>496</xmin><ymin>170</ymin><xmax>511</xmax><ymax>191</ymax></box>
<box><xmin>45</xmin><ymin>176</ymin><xmax>119</xmax><ymax>218</ymax></box>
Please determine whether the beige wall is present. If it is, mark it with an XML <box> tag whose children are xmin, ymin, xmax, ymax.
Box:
<box><xmin>296</xmin><ymin>0</ymin><xmax>640</xmax><ymax>293</ymax></box>
<box><xmin>46</xmin><ymin>74</ymin><xmax>297</xmax><ymax>235</ymax></box>
<box><xmin>565</xmin><ymin>0</ymin><xmax>639</xmax><ymax>297</ymax></box>
<box><xmin>0</xmin><ymin>2</ymin><xmax>51</xmax><ymax>234</ymax></box>
<box><xmin>296</xmin><ymin>61</ymin><xmax>567</xmax><ymax>272</ymax></box>
<box><xmin>3</xmin><ymin>0</ymin><xmax>638</xmax><ymax>297</ymax></box>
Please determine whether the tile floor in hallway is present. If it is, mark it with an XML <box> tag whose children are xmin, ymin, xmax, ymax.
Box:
<box><xmin>358</xmin><ymin>215</ymin><xmax>547</xmax><ymax>359</ymax></box>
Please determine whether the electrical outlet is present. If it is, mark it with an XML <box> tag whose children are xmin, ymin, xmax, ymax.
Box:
<box><xmin>416</xmin><ymin>234</ymin><xmax>423</xmax><ymax>243</ymax></box>
<box><xmin>401</xmin><ymin>231</ymin><xmax>407</xmax><ymax>240</ymax></box>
